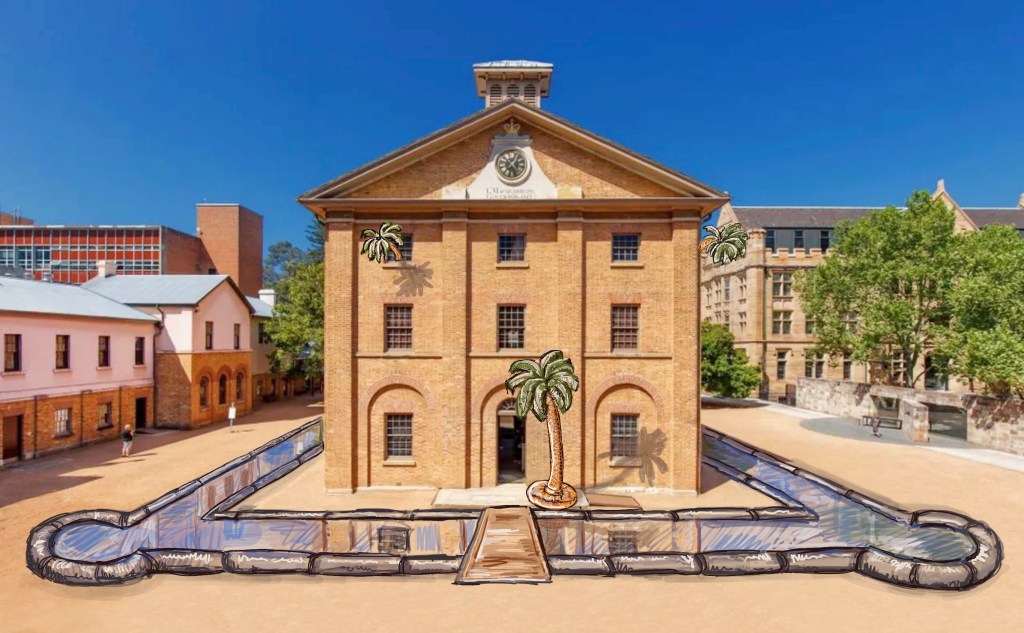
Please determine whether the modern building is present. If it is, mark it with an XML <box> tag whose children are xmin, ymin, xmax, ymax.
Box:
<box><xmin>0</xmin><ymin>276</ymin><xmax>157</xmax><ymax>463</ymax></box>
<box><xmin>701</xmin><ymin>181</ymin><xmax>1024</xmax><ymax>402</ymax></box>
<box><xmin>85</xmin><ymin>273</ymin><xmax>254</xmax><ymax>428</ymax></box>
<box><xmin>0</xmin><ymin>203</ymin><xmax>264</xmax><ymax>295</ymax></box>
<box><xmin>300</xmin><ymin>61</ymin><xmax>725</xmax><ymax>494</ymax></box>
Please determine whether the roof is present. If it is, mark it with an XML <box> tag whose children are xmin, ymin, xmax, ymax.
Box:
<box><xmin>299</xmin><ymin>99</ymin><xmax>728</xmax><ymax>205</ymax></box>
<box><xmin>963</xmin><ymin>208</ymin><xmax>1024</xmax><ymax>229</ymax></box>
<box><xmin>84</xmin><ymin>275</ymin><xmax>253</xmax><ymax>313</ymax></box>
<box><xmin>0</xmin><ymin>276</ymin><xmax>158</xmax><ymax>322</ymax></box>
<box><xmin>732</xmin><ymin>207</ymin><xmax>877</xmax><ymax>229</ymax></box>
<box><xmin>247</xmin><ymin>296</ymin><xmax>274</xmax><ymax>319</ymax></box>
<box><xmin>473</xmin><ymin>60</ymin><xmax>553</xmax><ymax>69</ymax></box>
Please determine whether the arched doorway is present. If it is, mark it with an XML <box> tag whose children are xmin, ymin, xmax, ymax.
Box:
<box><xmin>497</xmin><ymin>399</ymin><xmax>526</xmax><ymax>483</ymax></box>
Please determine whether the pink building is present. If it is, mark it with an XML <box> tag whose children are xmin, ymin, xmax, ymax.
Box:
<box><xmin>0</xmin><ymin>276</ymin><xmax>158</xmax><ymax>464</ymax></box>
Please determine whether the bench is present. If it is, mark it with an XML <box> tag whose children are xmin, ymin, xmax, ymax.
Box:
<box><xmin>860</xmin><ymin>416</ymin><xmax>903</xmax><ymax>430</ymax></box>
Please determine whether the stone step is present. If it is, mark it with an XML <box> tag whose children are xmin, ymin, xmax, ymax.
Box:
<box><xmin>454</xmin><ymin>506</ymin><xmax>551</xmax><ymax>584</ymax></box>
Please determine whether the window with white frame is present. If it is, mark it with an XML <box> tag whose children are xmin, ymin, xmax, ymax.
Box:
<box><xmin>55</xmin><ymin>408</ymin><xmax>72</xmax><ymax>437</ymax></box>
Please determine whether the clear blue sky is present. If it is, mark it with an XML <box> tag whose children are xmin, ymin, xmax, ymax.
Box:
<box><xmin>1</xmin><ymin>1</ymin><xmax>1021</xmax><ymax>250</ymax></box>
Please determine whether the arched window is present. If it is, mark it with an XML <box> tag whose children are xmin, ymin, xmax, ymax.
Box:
<box><xmin>236</xmin><ymin>372</ymin><xmax>245</xmax><ymax>401</ymax></box>
<box><xmin>199</xmin><ymin>377</ymin><xmax>209</xmax><ymax>409</ymax></box>
<box><xmin>219</xmin><ymin>374</ymin><xmax>228</xmax><ymax>405</ymax></box>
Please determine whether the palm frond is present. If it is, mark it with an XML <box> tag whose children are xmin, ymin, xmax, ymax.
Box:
<box><xmin>508</xmin><ymin>359</ymin><xmax>542</xmax><ymax>376</ymax></box>
<box><xmin>531</xmin><ymin>386</ymin><xmax>549</xmax><ymax>421</ymax></box>
<box><xmin>539</xmin><ymin>350</ymin><xmax>564</xmax><ymax>373</ymax></box>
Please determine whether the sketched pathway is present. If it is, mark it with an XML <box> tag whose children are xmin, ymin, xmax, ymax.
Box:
<box><xmin>26</xmin><ymin>418</ymin><xmax>1002</xmax><ymax>590</ymax></box>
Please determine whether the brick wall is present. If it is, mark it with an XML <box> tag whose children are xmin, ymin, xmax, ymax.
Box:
<box><xmin>161</xmin><ymin>227</ymin><xmax>213</xmax><ymax>275</ymax></box>
<box><xmin>196</xmin><ymin>204</ymin><xmax>264</xmax><ymax>296</ymax></box>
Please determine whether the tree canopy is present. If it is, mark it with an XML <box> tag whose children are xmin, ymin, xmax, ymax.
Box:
<box><xmin>700</xmin><ymin>321</ymin><xmax>761</xmax><ymax>398</ymax></box>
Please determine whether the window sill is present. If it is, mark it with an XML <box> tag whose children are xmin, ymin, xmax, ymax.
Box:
<box><xmin>1</xmin><ymin>370</ymin><xmax>24</xmax><ymax>376</ymax></box>
<box><xmin>97</xmin><ymin>366</ymin><xmax>112</xmax><ymax>371</ymax></box>
<box><xmin>610</xmin><ymin>262</ymin><xmax>643</xmax><ymax>268</ymax></box>
<box><xmin>383</xmin><ymin>458</ymin><xmax>416</xmax><ymax>467</ymax></box>
<box><xmin>54</xmin><ymin>432</ymin><xmax>73</xmax><ymax>439</ymax></box>
<box><xmin>53</xmin><ymin>368</ymin><xmax>71</xmax><ymax>374</ymax></box>
<box><xmin>98</xmin><ymin>424</ymin><xmax>113</xmax><ymax>431</ymax></box>
<box><xmin>610</xmin><ymin>457</ymin><xmax>642</xmax><ymax>468</ymax></box>
<box><xmin>496</xmin><ymin>262</ymin><xmax>529</xmax><ymax>269</ymax></box>
<box><xmin>134</xmin><ymin>364</ymin><xmax>147</xmax><ymax>368</ymax></box>
<box><xmin>382</xmin><ymin>261</ymin><xmax>412</xmax><ymax>269</ymax></box>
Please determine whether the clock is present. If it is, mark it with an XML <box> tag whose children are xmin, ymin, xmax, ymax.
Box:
<box><xmin>495</xmin><ymin>149</ymin><xmax>529</xmax><ymax>184</ymax></box>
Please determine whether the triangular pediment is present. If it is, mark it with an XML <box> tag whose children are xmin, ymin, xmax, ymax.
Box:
<box><xmin>299</xmin><ymin>100</ymin><xmax>727</xmax><ymax>207</ymax></box>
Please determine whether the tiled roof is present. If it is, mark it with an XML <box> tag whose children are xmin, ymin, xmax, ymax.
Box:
<box><xmin>247</xmin><ymin>296</ymin><xmax>274</xmax><ymax>319</ymax></box>
<box><xmin>732</xmin><ymin>207</ymin><xmax>876</xmax><ymax>229</ymax></box>
<box><xmin>0</xmin><ymin>276</ymin><xmax>158</xmax><ymax>322</ymax></box>
<box><xmin>963</xmin><ymin>208</ymin><xmax>1024</xmax><ymax>229</ymax></box>
<box><xmin>84</xmin><ymin>274</ymin><xmax>237</xmax><ymax>307</ymax></box>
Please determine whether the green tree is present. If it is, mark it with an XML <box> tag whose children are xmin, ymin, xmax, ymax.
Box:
<box><xmin>935</xmin><ymin>224</ymin><xmax>1024</xmax><ymax>396</ymax></box>
<box><xmin>263</xmin><ymin>241</ymin><xmax>304</xmax><ymax>287</ymax></box>
<box><xmin>265</xmin><ymin>260</ymin><xmax>324</xmax><ymax>381</ymax></box>
<box><xmin>700</xmin><ymin>321</ymin><xmax>761</xmax><ymax>397</ymax></box>
<box><xmin>795</xmin><ymin>191</ymin><xmax>958</xmax><ymax>388</ymax></box>
<box><xmin>504</xmin><ymin>350</ymin><xmax>580</xmax><ymax>510</ymax></box>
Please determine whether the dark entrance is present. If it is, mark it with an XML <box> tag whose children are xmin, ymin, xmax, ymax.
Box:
<box><xmin>135</xmin><ymin>397</ymin><xmax>147</xmax><ymax>429</ymax></box>
<box><xmin>926</xmin><ymin>403</ymin><xmax>968</xmax><ymax>441</ymax></box>
<box><xmin>2</xmin><ymin>415</ymin><xmax>23</xmax><ymax>462</ymax></box>
<box><xmin>497</xmin><ymin>399</ymin><xmax>525</xmax><ymax>483</ymax></box>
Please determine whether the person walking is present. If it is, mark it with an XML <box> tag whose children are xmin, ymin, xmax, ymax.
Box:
<box><xmin>228</xmin><ymin>401</ymin><xmax>237</xmax><ymax>432</ymax></box>
<box><xmin>121</xmin><ymin>425</ymin><xmax>134</xmax><ymax>457</ymax></box>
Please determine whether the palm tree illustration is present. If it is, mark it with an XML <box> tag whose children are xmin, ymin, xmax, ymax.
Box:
<box><xmin>700</xmin><ymin>222</ymin><xmax>749</xmax><ymax>265</ymax></box>
<box><xmin>360</xmin><ymin>222</ymin><xmax>405</xmax><ymax>264</ymax></box>
<box><xmin>505</xmin><ymin>349</ymin><xmax>580</xmax><ymax>510</ymax></box>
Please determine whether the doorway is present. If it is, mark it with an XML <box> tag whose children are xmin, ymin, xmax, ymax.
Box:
<box><xmin>2</xmin><ymin>415</ymin><xmax>23</xmax><ymax>463</ymax></box>
<box><xmin>497</xmin><ymin>399</ymin><xmax>525</xmax><ymax>483</ymax></box>
<box><xmin>135</xmin><ymin>398</ymin><xmax>147</xmax><ymax>429</ymax></box>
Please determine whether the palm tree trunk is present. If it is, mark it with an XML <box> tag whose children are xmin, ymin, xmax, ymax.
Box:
<box><xmin>387</xmin><ymin>242</ymin><xmax>404</xmax><ymax>261</ymax></box>
<box><xmin>543</xmin><ymin>394</ymin><xmax>564</xmax><ymax>493</ymax></box>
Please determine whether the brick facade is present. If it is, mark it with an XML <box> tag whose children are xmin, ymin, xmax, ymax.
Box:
<box><xmin>196</xmin><ymin>204</ymin><xmax>264</xmax><ymax>296</ymax></box>
<box><xmin>155</xmin><ymin>351</ymin><xmax>252</xmax><ymax>428</ymax></box>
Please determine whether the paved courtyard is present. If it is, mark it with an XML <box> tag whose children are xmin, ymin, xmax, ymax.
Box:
<box><xmin>3</xmin><ymin>396</ymin><xmax>1023</xmax><ymax>631</ymax></box>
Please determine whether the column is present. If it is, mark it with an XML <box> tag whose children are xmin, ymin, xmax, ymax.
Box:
<box><xmin>441</xmin><ymin>210</ymin><xmax>470</xmax><ymax>487</ymax></box>
<box><xmin>671</xmin><ymin>214</ymin><xmax>701</xmax><ymax>492</ymax></box>
<box><xmin>324</xmin><ymin>215</ymin><xmax>356</xmax><ymax>492</ymax></box>
<box><xmin>556</xmin><ymin>211</ymin><xmax>586</xmax><ymax>486</ymax></box>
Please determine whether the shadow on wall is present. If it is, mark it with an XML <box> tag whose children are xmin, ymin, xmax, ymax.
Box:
<box><xmin>394</xmin><ymin>262</ymin><xmax>435</xmax><ymax>297</ymax></box>
<box><xmin>596</xmin><ymin>427</ymin><xmax>668</xmax><ymax>488</ymax></box>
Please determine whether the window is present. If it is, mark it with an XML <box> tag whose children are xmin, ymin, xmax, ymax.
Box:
<box><xmin>805</xmin><ymin>318</ymin><xmax>815</xmax><ymax>335</ymax></box>
<box><xmin>98</xmin><ymin>336</ymin><xmax>110</xmax><ymax>367</ymax></box>
<box><xmin>814</xmin><ymin>354</ymin><xmax>825</xmax><ymax>378</ymax></box>
<box><xmin>394</xmin><ymin>234</ymin><xmax>413</xmax><ymax>261</ymax></box>
<box><xmin>843</xmin><ymin>353</ymin><xmax>852</xmax><ymax>380</ymax></box>
<box><xmin>611</xmin><ymin>305</ymin><xmax>639</xmax><ymax>351</ymax></box>
<box><xmin>218</xmin><ymin>374</ymin><xmax>228</xmax><ymax>405</ymax></box>
<box><xmin>776</xmin><ymin>351</ymin><xmax>787</xmax><ymax>380</ymax></box>
<box><xmin>723</xmin><ymin>310</ymin><xmax>730</xmax><ymax>329</ymax></box>
<box><xmin>135</xmin><ymin>337</ymin><xmax>145</xmax><ymax>365</ymax></box>
<box><xmin>35</xmin><ymin>246</ymin><xmax>51</xmax><ymax>269</ymax></box>
<box><xmin>205</xmin><ymin>322</ymin><xmax>214</xmax><ymax>350</ymax></box>
<box><xmin>236</xmin><ymin>372</ymin><xmax>245</xmax><ymax>401</ymax></box>
<box><xmin>765</xmin><ymin>229</ymin><xmax>776</xmax><ymax>252</ymax></box>
<box><xmin>804</xmin><ymin>356</ymin><xmax>814</xmax><ymax>378</ymax></box>
<box><xmin>385</xmin><ymin>306</ymin><xmax>413</xmax><ymax>350</ymax></box>
<box><xmin>55</xmin><ymin>335</ymin><xmax>70</xmax><ymax>369</ymax></box>
<box><xmin>723</xmin><ymin>278</ymin><xmax>731</xmax><ymax>300</ymax></box>
<box><xmin>0</xmin><ymin>246</ymin><xmax>13</xmax><ymax>267</ymax></box>
<box><xmin>98</xmin><ymin>402</ymin><xmax>113</xmax><ymax>429</ymax></box>
<box><xmin>607</xmin><ymin>530</ymin><xmax>639</xmax><ymax>555</ymax></box>
<box><xmin>738</xmin><ymin>313</ymin><xmax>747</xmax><ymax>334</ymax></box>
<box><xmin>54</xmin><ymin>408</ymin><xmax>72</xmax><ymax>437</ymax></box>
<box><xmin>820</xmin><ymin>230</ymin><xmax>831</xmax><ymax>253</ymax></box>
<box><xmin>199</xmin><ymin>377</ymin><xmax>209</xmax><ymax>409</ymax></box>
<box><xmin>738</xmin><ymin>277</ymin><xmax>747</xmax><ymax>298</ymax></box>
<box><xmin>772</xmin><ymin>272</ymin><xmax>792</xmax><ymax>298</ymax></box>
<box><xmin>497</xmin><ymin>234</ymin><xmax>526</xmax><ymax>262</ymax></box>
<box><xmin>794</xmin><ymin>230</ymin><xmax>805</xmax><ymax>250</ymax></box>
<box><xmin>498</xmin><ymin>306</ymin><xmax>525</xmax><ymax>349</ymax></box>
<box><xmin>233</xmin><ymin>323</ymin><xmax>241</xmax><ymax>350</ymax></box>
<box><xmin>4</xmin><ymin>334</ymin><xmax>21</xmax><ymax>372</ymax></box>
<box><xmin>611</xmin><ymin>234</ymin><xmax>640</xmax><ymax>262</ymax></box>
<box><xmin>386</xmin><ymin>414</ymin><xmax>413</xmax><ymax>458</ymax></box>
<box><xmin>610</xmin><ymin>414</ymin><xmax>639</xmax><ymax>458</ymax></box>
<box><xmin>258</xmin><ymin>322</ymin><xmax>272</xmax><ymax>344</ymax></box>
<box><xmin>772</xmin><ymin>311</ymin><xmax>792</xmax><ymax>335</ymax></box>
<box><xmin>378</xmin><ymin>526</ymin><xmax>410</xmax><ymax>554</ymax></box>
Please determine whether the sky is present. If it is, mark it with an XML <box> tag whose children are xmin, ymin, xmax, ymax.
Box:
<box><xmin>1</xmin><ymin>1</ymin><xmax>1021</xmax><ymax>250</ymax></box>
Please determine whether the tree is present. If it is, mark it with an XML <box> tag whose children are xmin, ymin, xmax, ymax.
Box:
<box><xmin>263</xmin><ymin>241</ymin><xmax>304</xmax><ymax>288</ymax></box>
<box><xmin>360</xmin><ymin>221</ymin><xmax>405</xmax><ymax>263</ymax></box>
<box><xmin>700</xmin><ymin>222</ymin><xmax>749</xmax><ymax>265</ymax></box>
<box><xmin>795</xmin><ymin>191</ymin><xmax>958</xmax><ymax>388</ymax></box>
<box><xmin>700</xmin><ymin>321</ymin><xmax>761</xmax><ymax>398</ymax></box>
<box><xmin>265</xmin><ymin>260</ymin><xmax>324</xmax><ymax>382</ymax></box>
<box><xmin>935</xmin><ymin>224</ymin><xmax>1024</xmax><ymax>396</ymax></box>
<box><xmin>504</xmin><ymin>350</ymin><xmax>580</xmax><ymax>510</ymax></box>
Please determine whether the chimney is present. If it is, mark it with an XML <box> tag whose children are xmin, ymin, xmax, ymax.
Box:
<box><xmin>96</xmin><ymin>260</ymin><xmax>116</xmax><ymax>278</ymax></box>
<box><xmin>258</xmin><ymin>288</ymin><xmax>276</xmax><ymax>308</ymax></box>
<box><xmin>473</xmin><ymin>61</ymin><xmax>553</xmax><ymax>109</ymax></box>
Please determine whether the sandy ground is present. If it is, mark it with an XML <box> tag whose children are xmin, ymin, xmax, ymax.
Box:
<box><xmin>2</xmin><ymin>397</ymin><xmax>1023</xmax><ymax>632</ymax></box>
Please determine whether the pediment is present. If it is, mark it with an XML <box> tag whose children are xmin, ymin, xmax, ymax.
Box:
<box><xmin>299</xmin><ymin>100</ymin><xmax>727</xmax><ymax>207</ymax></box>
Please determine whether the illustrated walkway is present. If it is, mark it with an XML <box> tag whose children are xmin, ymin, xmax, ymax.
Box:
<box><xmin>26</xmin><ymin>417</ymin><xmax>1003</xmax><ymax>590</ymax></box>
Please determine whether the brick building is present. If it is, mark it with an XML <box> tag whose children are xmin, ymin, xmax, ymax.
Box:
<box><xmin>85</xmin><ymin>273</ymin><xmax>254</xmax><ymax>428</ymax></box>
<box><xmin>0</xmin><ymin>203</ymin><xmax>264</xmax><ymax>295</ymax></box>
<box><xmin>0</xmin><ymin>277</ymin><xmax>157</xmax><ymax>463</ymax></box>
<box><xmin>300</xmin><ymin>61</ymin><xmax>726</xmax><ymax>494</ymax></box>
<box><xmin>701</xmin><ymin>181</ymin><xmax>1024</xmax><ymax>402</ymax></box>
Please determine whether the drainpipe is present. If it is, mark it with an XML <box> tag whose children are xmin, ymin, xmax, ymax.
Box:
<box><xmin>153</xmin><ymin>306</ymin><xmax>165</xmax><ymax>428</ymax></box>
<box><xmin>32</xmin><ymin>395</ymin><xmax>40</xmax><ymax>459</ymax></box>
<box><xmin>79</xmin><ymin>390</ymin><xmax>87</xmax><ymax>447</ymax></box>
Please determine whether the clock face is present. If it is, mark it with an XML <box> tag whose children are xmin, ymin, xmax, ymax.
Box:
<box><xmin>495</xmin><ymin>149</ymin><xmax>529</xmax><ymax>183</ymax></box>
